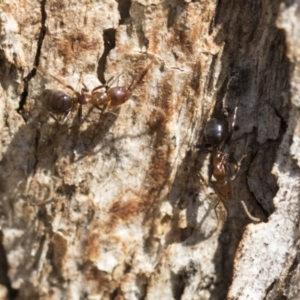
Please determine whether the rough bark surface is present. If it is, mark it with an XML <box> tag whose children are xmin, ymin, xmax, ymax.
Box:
<box><xmin>0</xmin><ymin>0</ymin><xmax>298</xmax><ymax>299</ymax></box>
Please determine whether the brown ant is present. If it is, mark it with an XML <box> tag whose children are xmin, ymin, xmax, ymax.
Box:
<box><xmin>198</xmin><ymin>106</ymin><xmax>260</xmax><ymax>223</ymax></box>
<box><xmin>39</xmin><ymin>56</ymin><xmax>156</xmax><ymax>123</ymax></box>
<box><xmin>88</xmin><ymin>56</ymin><xmax>156</xmax><ymax>112</ymax></box>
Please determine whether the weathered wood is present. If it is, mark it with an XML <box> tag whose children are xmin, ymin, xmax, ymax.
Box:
<box><xmin>0</xmin><ymin>0</ymin><xmax>298</xmax><ymax>299</ymax></box>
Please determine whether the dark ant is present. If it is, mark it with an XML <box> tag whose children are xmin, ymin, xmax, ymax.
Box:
<box><xmin>39</xmin><ymin>56</ymin><xmax>156</xmax><ymax>123</ymax></box>
<box><xmin>199</xmin><ymin>106</ymin><xmax>260</xmax><ymax>223</ymax></box>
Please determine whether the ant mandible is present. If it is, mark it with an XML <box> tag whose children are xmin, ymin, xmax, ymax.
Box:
<box><xmin>199</xmin><ymin>106</ymin><xmax>260</xmax><ymax>223</ymax></box>
<box><xmin>40</xmin><ymin>56</ymin><xmax>156</xmax><ymax>123</ymax></box>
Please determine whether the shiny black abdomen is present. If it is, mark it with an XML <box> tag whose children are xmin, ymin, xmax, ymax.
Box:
<box><xmin>205</xmin><ymin>118</ymin><xmax>225</xmax><ymax>146</ymax></box>
<box><xmin>42</xmin><ymin>89</ymin><xmax>73</xmax><ymax>114</ymax></box>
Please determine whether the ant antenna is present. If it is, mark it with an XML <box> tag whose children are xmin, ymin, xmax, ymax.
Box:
<box><xmin>127</xmin><ymin>56</ymin><xmax>156</xmax><ymax>92</ymax></box>
<box><xmin>220</xmin><ymin>105</ymin><xmax>238</xmax><ymax>151</ymax></box>
<box><xmin>240</xmin><ymin>200</ymin><xmax>261</xmax><ymax>222</ymax></box>
<box><xmin>92</xmin><ymin>74</ymin><xmax>122</xmax><ymax>93</ymax></box>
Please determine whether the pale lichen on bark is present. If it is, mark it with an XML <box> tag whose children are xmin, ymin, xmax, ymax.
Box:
<box><xmin>0</xmin><ymin>0</ymin><xmax>298</xmax><ymax>300</ymax></box>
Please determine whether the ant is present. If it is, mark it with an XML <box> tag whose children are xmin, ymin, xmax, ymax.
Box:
<box><xmin>198</xmin><ymin>106</ymin><xmax>260</xmax><ymax>224</ymax></box>
<box><xmin>89</xmin><ymin>56</ymin><xmax>156</xmax><ymax>113</ymax></box>
<box><xmin>39</xmin><ymin>56</ymin><xmax>156</xmax><ymax>123</ymax></box>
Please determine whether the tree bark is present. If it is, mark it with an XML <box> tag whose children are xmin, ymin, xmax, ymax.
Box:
<box><xmin>0</xmin><ymin>0</ymin><xmax>298</xmax><ymax>299</ymax></box>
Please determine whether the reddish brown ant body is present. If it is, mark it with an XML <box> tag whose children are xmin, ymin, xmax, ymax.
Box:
<box><xmin>40</xmin><ymin>56</ymin><xmax>156</xmax><ymax>123</ymax></box>
<box><xmin>90</xmin><ymin>56</ymin><xmax>156</xmax><ymax>111</ymax></box>
<box><xmin>200</xmin><ymin>107</ymin><xmax>260</xmax><ymax>223</ymax></box>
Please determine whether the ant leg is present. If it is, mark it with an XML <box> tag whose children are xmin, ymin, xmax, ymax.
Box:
<box><xmin>94</xmin><ymin>105</ymin><xmax>118</xmax><ymax>117</ymax></box>
<box><xmin>230</xmin><ymin>106</ymin><xmax>238</xmax><ymax>132</ymax></box>
<box><xmin>197</xmin><ymin>171</ymin><xmax>221</xmax><ymax>228</ymax></box>
<box><xmin>36</xmin><ymin>107</ymin><xmax>65</xmax><ymax>125</ymax></box>
<box><xmin>195</xmin><ymin>144</ymin><xmax>213</xmax><ymax>153</ymax></box>
<box><xmin>78</xmin><ymin>105</ymin><xmax>83</xmax><ymax>123</ymax></box>
<box><xmin>65</xmin><ymin>85</ymin><xmax>81</xmax><ymax>105</ymax></box>
<box><xmin>61</xmin><ymin>110</ymin><xmax>71</xmax><ymax>124</ymax></box>
<box><xmin>127</xmin><ymin>56</ymin><xmax>156</xmax><ymax>92</ymax></box>
<box><xmin>208</xmin><ymin>159</ymin><xmax>214</xmax><ymax>184</ymax></box>
<box><xmin>82</xmin><ymin>82</ymin><xmax>89</xmax><ymax>91</ymax></box>
<box><xmin>37</xmin><ymin>70</ymin><xmax>77</xmax><ymax>96</ymax></box>
<box><xmin>226</xmin><ymin>153</ymin><xmax>246</xmax><ymax>180</ymax></box>
<box><xmin>94</xmin><ymin>105</ymin><xmax>119</xmax><ymax>117</ymax></box>
<box><xmin>66</xmin><ymin>85</ymin><xmax>75</xmax><ymax>92</ymax></box>
<box><xmin>81</xmin><ymin>87</ymin><xmax>89</xmax><ymax>94</ymax></box>
<box><xmin>92</xmin><ymin>103</ymin><xmax>118</xmax><ymax>119</ymax></box>
<box><xmin>220</xmin><ymin>106</ymin><xmax>238</xmax><ymax>150</ymax></box>
<box><xmin>227</xmin><ymin>136</ymin><xmax>249</xmax><ymax>180</ymax></box>
<box><xmin>221</xmin><ymin>153</ymin><xmax>229</xmax><ymax>164</ymax></box>
<box><xmin>49</xmin><ymin>113</ymin><xmax>68</xmax><ymax>125</ymax></box>
<box><xmin>77</xmin><ymin>106</ymin><xmax>94</xmax><ymax>125</ymax></box>
<box><xmin>107</xmin><ymin>111</ymin><xmax>120</xmax><ymax>117</ymax></box>
<box><xmin>214</xmin><ymin>199</ymin><xmax>221</xmax><ymax>228</ymax></box>
<box><xmin>100</xmin><ymin>101</ymin><xmax>111</xmax><ymax>115</ymax></box>
<box><xmin>48</xmin><ymin>73</ymin><xmax>71</xmax><ymax>89</ymax></box>
<box><xmin>94</xmin><ymin>105</ymin><xmax>103</xmax><ymax>112</ymax></box>
<box><xmin>106</xmin><ymin>74</ymin><xmax>120</xmax><ymax>86</ymax></box>
<box><xmin>49</xmin><ymin>113</ymin><xmax>59</xmax><ymax>122</ymax></box>
<box><xmin>240</xmin><ymin>200</ymin><xmax>261</xmax><ymax>222</ymax></box>
<box><xmin>92</xmin><ymin>74</ymin><xmax>122</xmax><ymax>93</ymax></box>
<box><xmin>92</xmin><ymin>84</ymin><xmax>107</xmax><ymax>93</ymax></box>
<box><xmin>104</xmin><ymin>104</ymin><xmax>119</xmax><ymax>117</ymax></box>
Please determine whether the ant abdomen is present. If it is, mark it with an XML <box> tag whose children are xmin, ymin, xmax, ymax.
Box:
<box><xmin>41</xmin><ymin>89</ymin><xmax>73</xmax><ymax>114</ymax></box>
<box><xmin>108</xmin><ymin>87</ymin><xmax>132</xmax><ymax>106</ymax></box>
<box><xmin>205</xmin><ymin>118</ymin><xmax>225</xmax><ymax>146</ymax></box>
